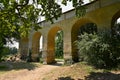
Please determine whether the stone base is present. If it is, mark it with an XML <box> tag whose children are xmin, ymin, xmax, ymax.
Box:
<box><xmin>64</xmin><ymin>58</ymin><xmax>73</xmax><ymax>65</ymax></box>
<box><xmin>47</xmin><ymin>60</ymin><xmax>57</xmax><ymax>64</ymax></box>
<box><xmin>31</xmin><ymin>54</ymin><xmax>40</xmax><ymax>62</ymax></box>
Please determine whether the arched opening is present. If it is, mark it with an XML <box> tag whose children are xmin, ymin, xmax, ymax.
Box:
<box><xmin>113</xmin><ymin>17</ymin><xmax>120</xmax><ymax>37</ymax></box>
<box><xmin>47</xmin><ymin>26</ymin><xmax>63</xmax><ymax>64</ymax></box>
<box><xmin>71</xmin><ymin>19</ymin><xmax>97</xmax><ymax>62</ymax></box>
<box><xmin>39</xmin><ymin>36</ymin><xmax>43</xmax><ymax>52</ymax></box>
<box><xmin>105</xmin><ymin>10</ymin><xmax>120</xmax><ymax>67</ymax></box>
<box><xmin>111</xmin><ymin>10</ymin><xmax>120</xmax><ymax>35</ymax></box>
<box><xmin>111</xmin><ymin>10</ymin><xmax>120</xmax><ymax>48</ymax></box>
<box><xmin>55</xmin><ymin>30</ymin><xmax>64</xmax><ymax>63</ymax></box>
<box><xmin>31</xmin><ymin>32</ymin><xmax>43</xmax><ymax>62</ymax></box>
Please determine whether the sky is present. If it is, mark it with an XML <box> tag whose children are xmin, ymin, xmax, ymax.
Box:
<box><xmin>5</xmin><ymin>38</ymin><xmax>19</xmax><ymax>49</ymax></box>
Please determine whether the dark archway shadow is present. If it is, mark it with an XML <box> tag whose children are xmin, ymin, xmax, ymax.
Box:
<box><xmin>85</xmin><ymin>72</ymin><xmax>120</xmax><ymax>80</ymax></box>
<box><xmin>0</xmin><ymin>61</ymin><xmax>39</xmax><ymax>71</ymax></box>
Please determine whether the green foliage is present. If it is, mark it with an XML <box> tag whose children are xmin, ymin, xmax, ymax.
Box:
<box><xmin>40</xmin><ymin>0</ymin><xmax>62</xmax><ymax>23</ymax></box>
<box><xmin>55</xmin><ymin>31</ymin><xmax>63</xmax><ymax>59</ymax></box>
<box><xmin>0</xmin><ymin>0</ymin><xmax>94</xmax><ymax>61</ymax></box>
<box><xmin>62</xmin><ymin>0</ymin><xmax>87</xmax><ymax>17</ymax></box>
<box><xmin>9</xmin><ymin>47</ymin><xmax>18</xmax><ymax>54</ymax></box>
<box><xmin>0</xmin><ymin>0</ymin><xmax>94</xmax><ymax>37</ymax></box>
<box><xmin>75</xmin><ymin>30</ymin><xmax>120</xmax><ymax>69</ymax></box>
<box><xmin>0</xmin><ymin>0</ymin><xmax>94</xmax><ymax>43</ymax></box>
<box><xmin>0</xmin><ymin>46</ymin><xmax>18</xmax><ymax>61</ymax></box>
<box><xmin>0</xmin><ymin>0</ymin><xmax>41</xmax><ymax>59</ymax></box>
<box><xmin>78</xmin><ymin>23</ymin><xmax>97</xmax><ymax>35</ymax></box>
<box><xmin>0</xmin><ymin>0</ymin><xmax>42</xmax><ymax>37</ymax></box>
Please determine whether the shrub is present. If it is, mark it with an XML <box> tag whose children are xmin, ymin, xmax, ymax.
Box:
<box><xmin>74</xmin><ymin>30</ymin><xmax>120</xmax><ymax>68</ymax></box>
<box><xmin>0</xmin><ymin>46</ymin><xmax>18</xmax><ymax>61</ymax></box>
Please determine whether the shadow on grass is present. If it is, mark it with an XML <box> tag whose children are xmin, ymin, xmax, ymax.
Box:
<box><xmin>85</xmin><ymin>72</ymin><xmax>120</xmax><ymax>80</ymax></box>
<box><xmin>56</xmin><ymin>72</ymin><xmax>120</xmax><ymax>80</ymax></box>
<box><xmin>0</xmin><ymin>61</ymin><xmax>39</xmax><ymax>71</ymax></box>
<box><xmin>56</xmin><ymin>76</ymin><xmax>83</xmax><ymax>80</ymax></box>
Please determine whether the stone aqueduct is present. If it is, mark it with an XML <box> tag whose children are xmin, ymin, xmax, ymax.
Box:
<box><xmin>19</xmin><ymin>0</ymin><xmax>120</xmax><ymax>64</ymax></box>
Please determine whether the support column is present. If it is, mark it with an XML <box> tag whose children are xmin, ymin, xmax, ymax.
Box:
<box><xmin>41</xmin><ymin>34</ymin><xmax>48</xmax><ymax>64</ymax></box>
<box><xmin>42</xmin><ymin>33</ymin><xmax>56</xmax><ymax>64</ymax></box>
<box><xmin>31</xmin><ymin>40</ymin><xmax>40</xmax><ymax>62</ymax></box>
<box><xmin>31</xmin><ymin>32</ymin><xmax>41</xmax><ymax>62</ymax></box>
<box><xmin>19</xmin><ymin>37</ymin><xmax>29</xmax><ymax>61</ymax></box>
<box><xmin>28</xmin><ymin>30</ymin><xmax>34</xmax><ymax>62</ymax></box>
<box><xmin>63</xmin><ymin>32</ymin><xmax>73</xmax><ymax>64</ymax></box>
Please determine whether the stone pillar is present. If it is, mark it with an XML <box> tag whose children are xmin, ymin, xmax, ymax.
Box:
<box><xmin>31</xmin><ymin>32</ymin><xmax>41</xmax><ymax>62</ymax></box>
<box><xmin>19</xmin><ymin>37</ymin><xmax>29</xmax><ymax>61</ymax></box>
<box><xmin>42</xmin><ymin>33</ymin><xmax>56</xmax><ymax>64</ymax></box>
<box><xmin>63</xmin><ymin>32</ymin><xmax>73</xmax><ymax>65</ymax></box>
<box><xmin>27</xmin><ymin>30</ymin><xmax>34</xmax><ymax>62</ymax></box>
<box><xmin>31</xmin><ymin>41</ymin><xmax>40</xmax><ymax>62</ymax></box>
<box><xmin>46</xmin><ymin>48</ymin><xmax>56</xmax><ymax>64</ymax></box>
<box><xmin>41</xmin><ymin>34</ymin><xmax>48</xmax><ymax>64</ymax></box>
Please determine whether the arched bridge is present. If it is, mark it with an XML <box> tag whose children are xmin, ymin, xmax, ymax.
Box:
<box><xmin>19</xmin><ymin>0</ymin><xmax>120</xmax><ymax>64</ymax></box>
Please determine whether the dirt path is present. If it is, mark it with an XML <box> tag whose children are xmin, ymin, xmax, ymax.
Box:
<box><xmin>0</xmin><ymin>65</ymin><xmax>60</xmax><ymax>80</ymax></box>
<box><xmin>1</xmin><ymin>62</ymin><xmax>120</xmax><ymax>80</ymax></box>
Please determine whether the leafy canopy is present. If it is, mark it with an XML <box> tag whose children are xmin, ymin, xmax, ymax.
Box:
<box><xmin>0</xmin><ymin>0</ymin><xmax>94</xmax><ymax>61</ymax></box>
<box><xmin>0</xmin><ymin>0</ymin><xmax>93</xmax><ymax>41</ymax></box>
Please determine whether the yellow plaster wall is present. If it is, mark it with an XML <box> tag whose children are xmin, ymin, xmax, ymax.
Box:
<box><xmin>21</xmin><ymin>0</ymin><xmax>120</xmax><ymax>63</ymax></box>
<box><xmin>32</xmin><ymin>32</ymin><xmax>41</xmax><ymax>61</ymax></box>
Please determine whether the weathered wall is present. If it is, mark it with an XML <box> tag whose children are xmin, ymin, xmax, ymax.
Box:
<box><xmin>19</xmin><ymin>0</ymin><xmax>120</xmax><ymax>64</ymax></box>
<box><xmin>19</xmin><ymin>37</ymin><xmax>29</xmax><ymax>60</ymax></box>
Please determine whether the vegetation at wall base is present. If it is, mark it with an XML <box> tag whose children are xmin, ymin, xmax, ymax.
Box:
<box><xmin>75</xmin><ymin>30</ymin><xmax>120</xmax><ymax>69</ymax></box>
<box><xmin>55</xmin><ymin>31</ymin><xmax>64</xmax><ymax>59</ymax></box>
<box><xmin>0</xmin><ymin>46</ymin><xmax>18</xmax><ymax>62</ymax></box>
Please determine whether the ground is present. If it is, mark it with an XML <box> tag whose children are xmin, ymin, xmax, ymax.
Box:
<box><xmin>0</xmin><ymin>61</ymin><xmax>120</xmax><ymax>80</ymax></box>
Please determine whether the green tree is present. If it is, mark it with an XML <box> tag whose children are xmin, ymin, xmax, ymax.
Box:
<box><xmin>0</xmin><ymin>0</ymin><xmax>93</xmax><ymax>38</ymax></box>
<box><xmin>0</xmin><ymin>0</ymin><xmax>94</xmax><ymax>60</ymax></box>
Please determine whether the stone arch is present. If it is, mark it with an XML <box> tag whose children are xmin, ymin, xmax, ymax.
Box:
<box><xmin>32</xmin><ymin>32</ymin><xmax>42</xmax><ymax>61</ymax></box>
<box><xmin>71</xmin><ymin>18</ymin><xmax>97</xmax><ymax>62</ymax></box>
<box><xmin>47</xmin><ymin>26</ymin><xmax>62</xmax><ymax>64</ymax></box>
